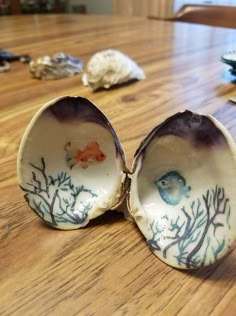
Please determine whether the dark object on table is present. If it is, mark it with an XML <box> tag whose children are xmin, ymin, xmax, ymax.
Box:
<box><xmin>149</xmin><ymin>5</ymin><xmax>236</xmax><ymax>29</ymax></box>
<box><xmin>0</xmin><ymin>49</ymin><xmax>31</xmax><ymax>63</ymax></box>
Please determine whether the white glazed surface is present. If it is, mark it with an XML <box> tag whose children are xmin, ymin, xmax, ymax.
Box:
<box><xmin>129</xmin><ymin>112</ymin><xmax>236</xmax><ymax>269</ymax></box>
<box><xmin>18</xmin><ymin>96</ymin><xmax>126</xmax><ymax>229</ymax></box>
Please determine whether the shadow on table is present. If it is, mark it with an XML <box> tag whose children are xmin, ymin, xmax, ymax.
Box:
<box><xmin>86</xmin><ymin>198</ymin><xmax>130</xmax><ymax>228</ymax></box>
<box><xmin>90</xmin><ymin>79</ymin><xmax>140</xmax><ymax>93</ymax></box>
<box><xmin>86</xmin><ymin>209</ymin><xmax>126</xmax><ymax>228</ymax></box>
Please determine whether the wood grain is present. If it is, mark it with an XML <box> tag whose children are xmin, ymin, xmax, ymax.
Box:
<box><xmin>113</xmin><ymin>0</ymin><xmax>174</xmax><ymax>18</ymax></box>
<box><xmin>0</xmin><ymin>14</ymin><xmax>236</xmax><ymax>316</ymax></box>
<box><xmin>113</xmin><ymin>0</ymin><xmax>149</xmax><ymax>16</ymax></box>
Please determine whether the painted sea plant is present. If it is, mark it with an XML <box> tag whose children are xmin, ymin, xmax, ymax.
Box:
<box><xmin>147</xmin><ymin>186</ymin><xmax>231</xmax><ymax>268</ymax></box>
<box><xmin>20</xmin><ymin>157</ymin><xmax>97</xmax><ymax>227</ymax></box>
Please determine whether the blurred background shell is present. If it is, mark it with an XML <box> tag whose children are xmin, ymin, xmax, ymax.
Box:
<box><xmin>129</xmin><ymin>111</ymin><xmax>236</xmax><ymax>269</ymax></box>
<box><xmin>82</xmin><ymin>49</ymin><xmax>145</xmax><ymax>91</ymax></box>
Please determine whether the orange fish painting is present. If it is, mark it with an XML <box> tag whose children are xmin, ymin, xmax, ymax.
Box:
<box><xmin>64</xmin><ymin>141</ymin><xmax>106</xmax><ymax>169</ymax></box>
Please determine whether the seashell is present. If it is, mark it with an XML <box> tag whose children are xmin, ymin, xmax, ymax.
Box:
<box><xmin>129</xmin><ymin>111</ymin><xmax>236</xmax><ymax>269</ymax></box>
<box><xmin>17</xmin><ymin>96</ymin><xmax>126</xmax><ymax>229</ymax></box>
<box><xmin>82</xmin><ymin>49</ymin><xmax>145</xmax><ymax>91</ymax></box>
<box><xmin>30</xmin><ymin>53</ymin><xmax>83</xmax><ymax>80</ymax></box>
<box><xmin>18</xmin><ymin>99</ymin><xmax>236</xmax><ymax>269</ymax></box>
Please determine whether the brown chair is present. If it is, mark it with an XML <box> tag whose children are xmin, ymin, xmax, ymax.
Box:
<box><xmin>150</xmin><ymin>4</ymin><xmax>236</xmax><ymax>29</ymax></box>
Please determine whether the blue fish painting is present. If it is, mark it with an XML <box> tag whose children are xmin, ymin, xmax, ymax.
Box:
<box><xmin>154</xmin><ymin>171</ymin><xmax>191</xmax><ymax>205</ymax></box>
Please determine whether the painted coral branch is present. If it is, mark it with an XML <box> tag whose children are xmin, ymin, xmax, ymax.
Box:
<box><xmin>29</xmin><ymin>157</ymin><xmax>50</xmax><ymax>198</ymax></box>
<box><xmin>21</xmin><ymin>157</ymin><xmax>97</xmax><ymax>226</ymax></box>
<box><xmin>186</xmin><ymin>186</ymin><xmax>229</xmax><ymax>268</ymax></box>
<box><xmin>147</xmin><ymin>219</ymin><xmax>167</xmax><ymax>251</ymax></box>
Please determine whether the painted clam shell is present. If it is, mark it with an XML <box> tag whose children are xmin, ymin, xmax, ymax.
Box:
<box><xmin>18</xmin><ymin>100</ymin><xmax>236</xmax><ymax>269</ymax></box>
<box><xmin>17</xmin><ymin>96</ymin><xmax>126</xmax><ymax>229</ymax></box>
<box><xmin>129</xmin><ymin>111</ymin><xmax>236</xmax><ymax>269</ymax></box>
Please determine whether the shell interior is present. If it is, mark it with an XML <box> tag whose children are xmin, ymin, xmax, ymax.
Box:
<box><xmin>129</xmin><ymin>111</ymin><xmax>236</xmax><ymax>269</ymax></box>
<box><xmin>17</xmin><ymin>96</ymin><xmax>126</xmax><ymax>229</ymax></box>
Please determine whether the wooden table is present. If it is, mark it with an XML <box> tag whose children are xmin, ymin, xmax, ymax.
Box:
<box><xmin>1</xmin><ymin>14</ymin><xmax>236</xmax><ymax>316</ymax></box>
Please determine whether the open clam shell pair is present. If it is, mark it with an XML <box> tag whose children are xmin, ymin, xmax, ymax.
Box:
<box><xmin>18</xmin><ymin>97</ymin><xmax>236</xmax><ymax>269</ymax></box>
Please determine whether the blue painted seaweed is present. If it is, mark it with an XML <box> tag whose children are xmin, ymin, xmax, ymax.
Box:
<box><xmin>20</xmin><ymin>157</ymin><xmax>97</xmax><ymax>227</ymax></box>
<box><xmin>148</xmin><ymin>186</ymin><xmax>231</xmax><ymax>268</ymax></box>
